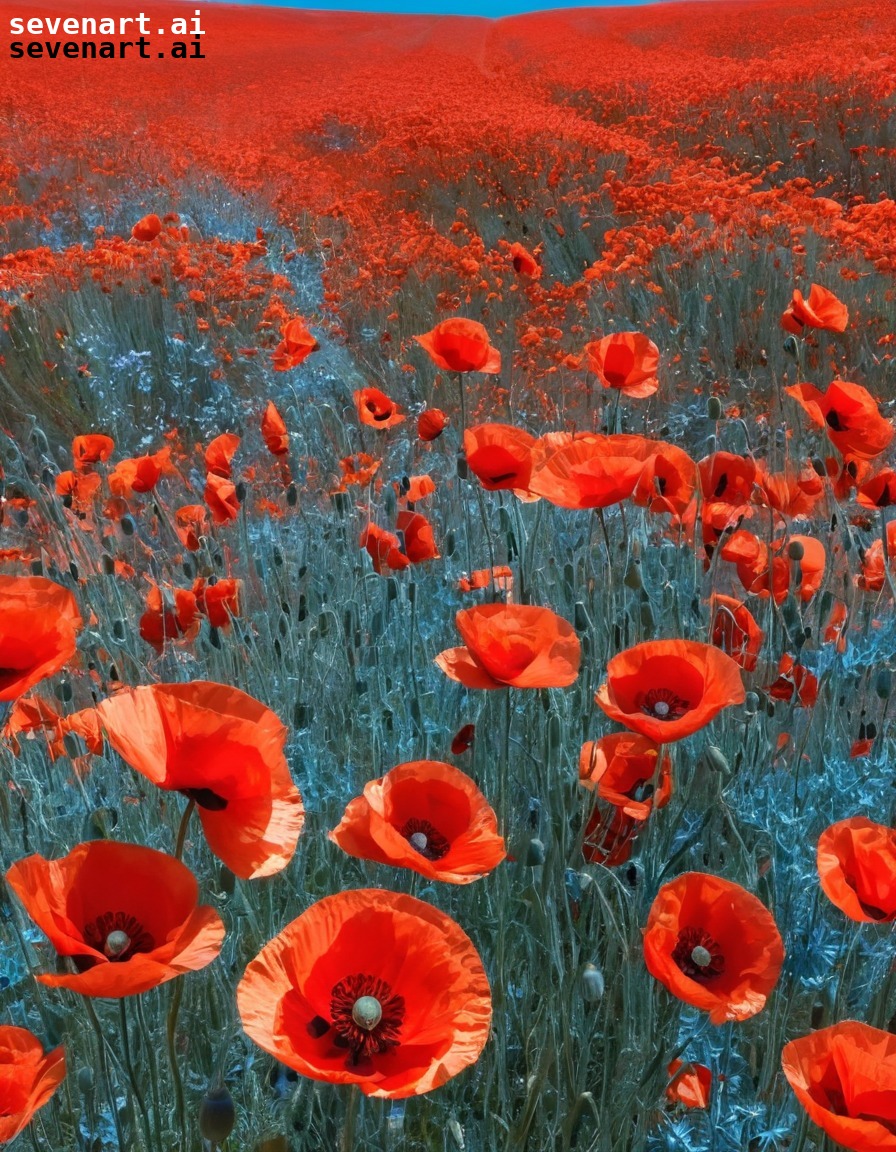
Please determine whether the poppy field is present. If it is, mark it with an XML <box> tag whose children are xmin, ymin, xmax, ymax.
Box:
<box><xmin>1</xmin><ymin>0</ymin><xmax>896</xmax><ymax>1147</ymax></box>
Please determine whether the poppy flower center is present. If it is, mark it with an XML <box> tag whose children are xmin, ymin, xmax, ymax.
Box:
<box><xmin>327</xmin><ymin>973</ymin><xmax>405</xmax><ymax>1065</ymax></box>
<box><xmin>82</xmin><ymin>912</ymin><xmax>155</xmax><ymax>964</ymax></box>
<box><xmin>180</xmin><ymin>786</ymin><xmax>228</xmax><ymax>811</ymax></box>
<box><xmin>640</xmin><ymin>688</ymin><xmax>689</xmax><ymax>721</ymax></box>
<box><xmin>400</xmin><ymin>818</ymin><xmax>450</xmax><ymax>861</ymax></box>
<box><xmin>672</xmin><ymin>927</ymin><xmax>725</xmax><ymax>980</ymax></box>
<box><xmin>825</xmin><ymin>409</ymin><xmax>845</xmax><ymax>432</ymax></box>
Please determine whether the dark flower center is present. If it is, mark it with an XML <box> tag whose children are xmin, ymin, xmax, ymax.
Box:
<box><xmin>315</xmin><ymin>973</ymin><xmax>405</xmax><ymax>1066</ymax></box>
<box><xmin>399</xmin><ymin>818</ymin><xmax>450</xmax><ymax>861</ymax></box>
<box><xmin>640</xmin><ymin>688</ymin><xmax>690</xmax><ymax>721</ymax></box>
<box><xmin>180</xmin><ymin>787</ymin><xmax>228</xmax><ymax>811</ymax></box>
<box><xmin>672</xmin><ymin>927</ymin><xmax>725</xmax><ymax>981</ymax></box>
<box><xmin>81</xmin><ymin>911</ymin><xmax>155</xmax><ymax>965</ymax></box>
<box><xmin>825</xmin><ymin>409</ymin><xmax>845</xmax><ymax>432</ymax></box>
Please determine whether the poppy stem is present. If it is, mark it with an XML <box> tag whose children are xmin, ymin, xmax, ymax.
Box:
<box><xmin>134</xmin><ymin>994</ymin><xmax>164</xmax><ymax>1149</ymax></box>
<box><xmin>340</xmin><ymin>1085</ymin><xmax>360</xmax><ymax>1152</ymax></box>
<box><xmin>879</xmin><ymin>509</ymin><xmax>896</xmax><ymax>600</ymax></box>
<box><xmin>83</xmin><ymin>997</ymin><xmax>127</xmax><ymax>1152</ymax></box>
<box><xmin>174</xmin><ymin>799</ymin><xmax>196</xmax><ymax>862</ymax></box>
<box><xmin>118</xmin><ymin>999</ymin><xmax>155</xmax><ymax>1152</ymax></box>
<box><xmin>166</xmin><ymin>977</ymin><xmax>187</xmax><ymax>1144</ymax></box>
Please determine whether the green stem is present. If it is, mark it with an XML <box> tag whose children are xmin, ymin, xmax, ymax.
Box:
<box><xmin>83</xmin><ymin>997</ymin><xmax>127</xmax><ymax>1152</ymax></box>
<box><xmin>174</xmin><ymin>799</ymin><xmax>196</xmax><ymax>862</ymax></box>
<box><xmin>118</xmin><ymin>999</ymin><xmax>154</xmax><ymax>1151</ymax></box>
<box><xmin>167</xmin><ymin>978</ymin><xmax>187</xmax><ymax>1143</ymax></box>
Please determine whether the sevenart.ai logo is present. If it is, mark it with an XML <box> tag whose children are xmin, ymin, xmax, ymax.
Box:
<box><xmin>9</xmin><ymin>9</ymin><xmax>206</xmax><ymax>59</ymax></box>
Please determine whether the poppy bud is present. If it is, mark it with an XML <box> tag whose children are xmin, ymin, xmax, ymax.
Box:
<box><xmin>64</xmin><ymin>731</ymin><xmax>87</xmax><ymax>759</ymax></box>
<box><xmin>286</xmin><ymin>483</ymin><xmax>298</xmax><ymax>507</ymax></box>
<box><xmin>444</xmin><ymin>530</ymin><xmax>456</xmax><ymax>557</ymax></box>
<box><xmin>54</xmin><ymin>680</ymin><xmax>72</xmax><ymax>703</ymax></box>
<box><xmin>547</xmin><ymin>713</ymin><xmax>562</xmax><ymax>757</ymax></box>
<box><xmin>623</xmin><ymin>561</ymin><xmax>642</xmax><ymax>590</ymax></box>
<box><xmin>787</xmin><ymin>540</ymin><xmax>804</xmax><ymax>562</ymax></box>
<box><xmin>876</xmin><ymin>670</ymin><xmax>892</xmax><ymax>699</ymax></box>
<box><xmin>101</xmin><ymin>554</ymin><xmax>115</xmax><ymax>576</ymax></box>
<box><xmin>574</xmin><ymin>602</ymin><xmax>591</xmax><ymax>632</ymax></box>
<box><xmin>703</xmin><ymin>745</ymin><xmax>731</xmax><ymax>777</ymax></box>
<box><xmin>199</xmin><ymin>1085</ymin><xmax>236</xmax><ymax>1144</ymax></box>
<box><xmin>526</xmin><ymin>838</ymin><xmax>546</xmax><ymax>866</ymax></box>
<box><xmin>30</xmin><ymin>559</ymin><xmax>43</xmax><ymax>576</ymax></box>
<box><xmin>235</xmin><ymin>481</ymin><xmax>247</xmax><ymax>503</ymax></box>
<box><xmin>332</xmin><ymin>491</ymin><xmax>350</xmax><ymax>516</ymax></box>
<box><xmin>783</xmin><ymin>334</ymin><xmax>799</xmax><ymax>357</ymax></box>
<box><xmin>811</xmin><ymin>457</ymin><xmax>826</xmax><ymax>476</ymax></box>
<box><xmin>743</xmin><ymin>691</ymin><xmax>760</xmax><ymax>716</ymax></box>
<box><xmin>706</xmin><ymin>396</ymin><xmax>723</xmax><ymax>421</ymax></box>
<box><xmin>580</xmin><ymin>963</ymin><xmax>605</xmax><ymax>1002</ymax></box>
<box><xmin>456</xmin><ymin>453</ymin><xmax>468</xmax><ymax>480</ymax></box>
<box><xmin>77</xmin><ymin>1066</ymin><xmax>94</xmax><ymax>1095</ymax></box>
<box><xmin>112</xmin><ymin>618</ymin><xmax>127</xmax><ymax>641</ymax></box>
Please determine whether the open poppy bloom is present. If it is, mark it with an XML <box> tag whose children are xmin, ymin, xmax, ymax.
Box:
<box><xmin>237</xmin><ymin>889</ymin><xmax>491</xmax><ymax>1098</ymax></box>
<box><xmin>204</xmin><ymin>472</ymin><xmax>240</xmax><ymax>524</ymax></box>
<box><xmin>395</xmin><ymin>511</ymin><xmax>439</xmax><ymax>564</ymax></box>
<box><xmin>782</xmin><ymin>1021</ymin><xmax>896</xmax><ymax>1152</ymax></box>
<box><xmin>131</xmin><ymin>213</ymin><xmax>163</xmax><ymax>242</ymax></box>
<box><xmin>583</xmin><ymin>331</ymin><xmax>660</xmax><ymax>398</ymax></box>
<box><xmin>261</xmin><ymin>401</ymin><xmax>290</xmax><ymax>456</ymax></box>
<box><xmin>6</xmin><ymin>840</ymin><xmax>224</xmax><ymax>997</ymax></box>
<box><xmin>817</xmin><ymin>817</ymin><xmax>896</xmax><ymax>923</ymax></box>
<box><xmin>108</xmin><ymin>448</ymin><xmax>173</xmax><ymax>499</ymax></box>
<box><xmin>174</xmin><ymin>504</ymin><xmax>209</xmax><ymax>552</ymax></box>
<box><xmin>508</xmin><ymin>242</ymin><xmax>542</xmax><ymax>279</ymax></box>
<box><xmin>272</xmin><ymin>317</ymin><xmax>319</xmax><ymax>371</ymax></box>
<box><xmin>354</xmin><ymin>387</ymin><xmax>405</xmax><ymax>430</ymax></box>
<box><xmin>527</xmin><ymin>434</ymin><xmax>643</xmax><ymax>509</ymax></box>
<box><xmin>0</xmin><ymin>576</ymin><xmax>83</xmax><ymax>702</ymax></box>
<box><xmin>72</xmin><ymin>433</ymin><xmax>114</xmax><ymax>472</ymax></box>
<box><xmin>786</xmin><ymin>380</ymin><xmax>894</xmax><ymax>460</ymax></box>
<box><xmin>97</xmin><ymin>682</ymin><xmax>304</xmax><ymax>879</ymax></box>
<box><xmin>436</xmin><ymin>604</ymin><xmax>580</xmax><ymax>689</ymax></box>
<box><xmin>666</xmin><ymin>1060</ymin><xmax>712</xmax><ymax>1109</ymax></box>
<box><xmin>0</xmin><ymin>1025</ymin><xmax>66</xmax><ymax>1142</ymax></box>
<box><xmin>709</xmin><ymin>594</ymin><xmax>764</xmax><ymax>671</ymax></box>
<box><xmin>415</xmin><ymin>318</ymin><xmax>501</xmax><ymax>374</ymax></box>
<box><xmin>596</xmin><ymin>640</ymin><xmax>744</xmax><ymax>743</ymax></box>
<box><xmin>192</xmin><ymin>578</ymin><xmax>241</xmax><ymax>629</ymax></box>
<box><xmin>579</xmin><ymin>734</ymin><xmax>672</xmax><ymax>820</ymax></box>
<box><xmin>718</xmin><ymin>531</ymin><xmax>789</xmax><ymax>605</ymax></box>
<box><xmin>139</xmin><ymin>583</ymin><xmax>200</xmax><ymax>652</ymax></box>
<box><xmin>330</xmin><ymin>760</ymin><xmax>505</xmax><ymax>883</ymax></box>
<box><xmin>643</xmin><ymin>872</ymin><xmax>784</xmax><ymax>1024</ymax></box>
<box><xmin>781</xmin><ymin>283</ymin><xmax>848</xmax><ymax>335</ymax></box>
<box><xmin>464</xmin><ymin>424</ymin><xmax>537</xmax><ymax>493</ymax></box>
<box><xmin>630</xmin><ymin>440</ymin><xmax>697</xmax><ymax>517</ymax></box>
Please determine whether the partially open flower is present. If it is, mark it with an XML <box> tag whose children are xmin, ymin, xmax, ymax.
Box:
<box><xmin>415</xmin><ymin>319</ymin><xmax>500</xmax><ymax>374</ymax></box>
<box><xmin>0</xmin><ymin>575</ymin><xmax>83</xmax><ymax>702</ymax></box>
<box><xmin>0</xmin><ymin>1025</ymin><xmax>66</xmax><ymax>1142</ymax></box>
<box><xmin>817</xmin><ymin>816</ymin><xmax>896</xmax><ymax>923</ymax></box>
<box><xmin>583</xmin><ymin>331</ymin><xmax>660</xmax><ymax>398</ymax></box>
<box><xmin>579</xmin><ymin>734</ymin><xmax>672</xmax><ymax>820</ymax></box>
<box><xmin>781</xmin><ymin>283</ymin><xmax>848</xmax><ymax>335</ymax></box>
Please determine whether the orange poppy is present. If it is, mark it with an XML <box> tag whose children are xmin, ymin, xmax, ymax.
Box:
<box><xmin>754</xmin><ymin>464</ymin><xmax>824</xmax><ymax>519</ymax></box>
<box><xmin>354</xmin><ymin>387</ymin><xmax>405</xmax><ymax>430</ymax></box>
<box><xmin>709</xmin><ymin>594</ymin><xmax>764</xmax><ymax>671</ymax></box>
<box><xmin>261</xmin><ymin>401</ymin><xmax>290</xmax><ymax>456</ymax></box>
<box><xmin>338</xmin><ymin>453</ymin><xmax>381</xmax><ymax>490</ymax></box>
<box><xmin>108</xmin><ymin>449</ymin><xmax>172</xmax><ymax>499</ymax></box>
<box><xmin>463</xmin><ymin>424</ymin><xmax>537</xmax><ymax>493</ymax></box>
<box><xmin>395</xmin><ymin>474</ymin><xmax>436</xmax><ymax>505</ymax></box>
<box><xmin>781</xmin><ymin>283</ymin><xmax>848</xmax><ymax>335</ymax></box>
<box><xmin>139</xmin><ymin>583</ymin><xmax>200</xmax><ymax>652</ymax></box>
<box><xmin>436</xmin><ymin>604</ymin><xmax>580</xmax><ymax>689</ymax></box>
<box><xmin>0</xmin><ymin>576</ymin><xmax>82</xmax><ymax>702</ymax></box>
<box><xmin>6</xmin><ymin>840</ymin><xmax>224</xmax><ymax>998</ymax></box>
<box><xmin>131</xmin><ymin>213</ymin><xmax>163</xmax><ymax>242</ymax></box>
<box><xmin>0</xmin><ymin>1025</ymin><xmax>66</xmax><ymax>1143</ymax></box>
<box><xmin>417</xmin><ymin>408</ymin><xmax>447</xmax><ymax>441</ymax></box>
<box><xmin>596</xmin><ymin>640</ymin><xmax>744</xmax><ymax>743</ymax></box>
<box><xmin>508</xmin><ymin>242</ymin><xmax>542</xmax><ymax>279</ymax></box>
<box><xmin>360</xmin><ymin>523</ymin><xmax>410</xmax><ymax>574</ymax></box>
<box><xmin>584</xmin><ymin>331</ymin><xmax>660</xmax><ymax>398</ymax></box>
<box><xmin>192</xmin><ymin>578</ymin><xmax>241</xmax><ymax>629</ymax></box>
<box><xmin>782</xmin><ymin>1021</ymin><xmax>896</xmax><ymax>1152</ymax></box>
<box><xmin>857</xmin><ymin>469</ymin><xmax>896</xmax><ymax>509</ymax></box>
<box><xmin>456</xmin><ymin>565</ymin><xmax>514</xmax><ymax>594</ymax></box>
<box><xmin>56</xmin><ymin>469</ymin><xmax>101</xmax><ymax>516</ymax></box>
<box><xmin>204</xmin><ymin>472</ymin><xmax>240</xmax><ymax>525</ymax></box>
<box><xmin>97</xmin><ymin>682</ymin><xmax>304</xmax><ymax>879</ymax></box>
<box><xmin>817</xmin><ymin>817</ymin><xmax>896</xmax><ymax>923</ymax></box>
<box><xmin>581</xmin><ymin>807</ymin><xmax>639</xmax><ymax>867</ymax></box>
<box><xmin>330</xmin><ymin>760</ymin><xmax>505</xmax><ymax>883</ymax></box>
<box><xmin>579</xmin><ymin>734</ymin><xmax>672</xmax><ymax>820</ymax></box>
<box><xmin>72</xmin><ymin>433</ymin><xmax>114</xmax><ymax>472</ymax></box>
<box><xmin>719</xmin><ymin>531</ymin><xmax>790</xmax><ymax>605</ymax></box>
<box><xmin>666</xmin><ymin>1060</ymin><xmax>712</xmax><ymax>1109</ymax></box>
<box><xmin>415</xmin><ymin>318</ymin><xmax>501</xmax><ymax>374</ymax></box>
<box><xmin>395</xmin><ymin>511</ymin><xmax>439</xmax><ymax>564</ymax></box>
<box><xmin>786</xmin><ymin>380</ymin><xmax>894</xmax><ymax>460</ymax></box>
<box><xmin>630</xmin><ymin>441</ymin><xmax>697</xmax><ymax>517</ymax></box>
<box><xmin>205</xmin><ymin>433</ymin><xmax>240</xmax><ymax>479</ymax></box>
<box><xmin>174</xmin><ymin>504</ymin><xmax>209</xmax><ymax>552</ymax></box>
<box><xmin>643</xmin><ymin>872</ymin><xmax>784</xmax><ymax>1024</ymax></box>
<box><xmin>236</xmin><ymin>889</ymin><xmax>491</xmax><ymax>1098</ymax></box>
<box><xmin>527</xmin><ymin>434</ymin><xmax>643</xmax><ymax>509</ymax></box>
<box><xmin>272</xmin><ymin>317</ymin><xmax>319</xmax><ymax>371</ymax></box>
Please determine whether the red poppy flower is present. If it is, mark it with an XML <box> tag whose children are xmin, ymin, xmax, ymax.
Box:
<box><xmin>596</xmin><ymin>640</ymin><xmax>744</xmax><ymax>743</ymax></box>
<box><xmin>451</xmin><ymin>724</ymin><xmax>475</xmax><ymax>754</ymax></box>
<box><xmin>817</xmin><ymin>817</ymin><xmax>896</xmax><ymax>923</ymax></box>
<box><xmin>56</xmin><ymin>470</ymin><xmax>101</xmax><ymax>516</ymax></box>
<box><xmin>174</xmin><ymin>504</ymin><xmax>209</xmax><ymax>552</ymax></box>
<box><xmin>436</xmin><ymin>604</ymin><xmax>580</xmax><ymax>689</ymax></box>
<box><xmin>205</xmin><ymin>433</ymin><xmax>240</xmax><ymax>479</ymax></box>
<box><xmin>415</xmin><ymin>318</ymin><xmax>501</xmax><ymax>374</ymax></box>
<box><xmin>643</xmin><ymin>872</ymin><xmax>784</xmax><ymax>1024</ymax></box>
<box><xmin>204</xmin><ymin>472</ymin><xmax>240</xmax><ymax>524</ymax></box>
<box><xmin>582</xmin><ymin>807</ymin><xmax>639</xmax><ymax>867</ymax></box>
<box><xmin>192</xmin><ymin>578</ymin><xmax>241</xmax><ymax>629</ymax></box>
<box><xmin>0</xmin><ymin>1025</ymin><xmax>66</xmax><ymax>1143</ymax></box>
<box><xmin>139</xmin><ymin>583</ymin><xmax>200</xmax><ymax>652</ymax></box>
<box><xmin>108</xmin><ymin>449</ymin><xmax>172</xmax><ymax>499</ymax></box>
<box><xmin>508</xmin><ymin>242</ymin><xmax>542</xmax><ymax>279</ymax></box>
<box><xmin>766</xmin><ymin>654</ymin><xmax>818</xmax><ymax>708</ymax></box>
<box><xmin>237</xmin><ymin>889</ymin><xmax>491</xmax><ymax>1098</ymax></box>
<box><xmin>630</xmin><ymin>441</ymin><xmax>698</xmax><ymax>517</ymax></box>
<box><xmin>699</xmin><ymin>452</ymin><xmax>757</xmax><ymax>506</ymax></box>
<box><xmin>527</xmin><ymin>434</ymin><xmax>642</xmax><ymax>509</ymax></box>
<box><xmin>97</xmin><ymin>682</ymin><xmax>304</xmax><ymax>879</ymax></box>
<box><xmin>464</xmin><ymin>424</ymin><xmax>537</xmax><ymax>493</ymax></box>
<box><xmin>782</xmin><ymin>1021</ymin><xmax>896</xmax><ymax>1152</ymax></box>
<box><xmin>0</xmin><ymin>576</ymin><xmax>83</xmax><ymax>702</ymax></box>
<box><xmin>719</xmin><ymin>531</ymin><xmax>789</xmax><ymax>605</ymax></box>
<box><xmin>781</xmin><ymin>283</ymin><xmax>848</xmax><ymax>335</ymax></box>
<box><xmin>857</xmin><ymin>520</ymin><xmax>896</xmax><ymax>592</ymax></box>
<box><xmin>417</xmin><ymin>408</ymin><xmax>447</xmax><ymax>441</ymax></box>
<box><xmin>360</xmin><ymin>523</ymin><xmax>410</xmax><ymax>574</ymax></box>
<box><xmin>354</xmin><ymin>387</ymin><xmax>405</xmax><ymax>430</ymax></box>
<box><xmin>261</xmin><ymin>401</ymin><xmax>290</xmax><ymax>457</ymax></box>
<box><xmin>131</xmin><ymin>213</ymin><xmax>163</xmax><ymax>242</ymax></box>
<box><xmin>6</xmin><ymin>840</ymin><xmax>224</xmax><ymax>997</ymax></box>
<box><xmin>396</xmin><ymin>510</ymin><xmax>439</xmax><ymax>564</ymax></box>
<box><xmin>666</xmin><ymin>1060</ymin><xmax>712</xmax><ymax>1109</ymax></box>
<box><xmin>395</xmin><ymin>475</ymin><xmax>436</xmax><ymax>505</ymax></box>
<box><xmin>754</xmin><ymin>464</ymin><xmax>824</xmax><ymax>519</ymax></box>
<box><xmin>72</xmin><ymin>433</ymin><xmax>114</xmax><ymax>472</ymax></box>
<box><xmin>330</xmin><ymin>760</ymin><xmax>505</xmax><ymax>883</ymax></box>
<box><xmin>456</xmin><ymin>565</ymin><xmax>514</xmax><ymax>595</ymax></box>
<box><xmin>579</xmin><ymin>734</ymin><xmax>672</xmax><ymax>820</ymax></box>
<box><xmin>584</xmin><ymin>332</ymin><xmax>660</xmax><ymax>398</ymax></box>
<box><xmin>272</xmin><ymin>317</ymin><xmax>319</xmax><ymax>371</ymax></box>
<box><xmin>786</xmin><ymin>381</ymin><xmax>893</xmax><ymax>460</ymax></box>
<box><xmin>857</xmin><ymin>469</ymin><xmax>896</xmax><ymax>509</ymax></box>
<box><xmin>709</xmin><ymin>594</ymin><xmax>764</xmax><ymax>671</ymax></box>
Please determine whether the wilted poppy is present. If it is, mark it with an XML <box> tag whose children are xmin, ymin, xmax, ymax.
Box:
<box><xmin>709</xmin><ymin>594</ymin><xmax>764</xmax><ymax>671</ymax></box>
<box><xmin>754</xmin><ymin>464</ymin><xmax>824</xmax><ymax>519</ymax></box>
<box><xmin>719</xmin><ymin>531</ymin><xmax>789</xmax><ymax>605</ymax></box>
<box><xmin>272</xmin><ymin>317</ymin><xmax>319</xmax><ymax>371</ymax></box>
<box><xmin>583</xmin><ymin>332</ymin><xmax>660</xmax><ymax>398</ymax></box>
<box><xmin>456</xmin><ymin>565</ymin><xmax>514</xmax><ymax>595</ymax></box>
<box><xmin>436</xmin><ymin>604</ymin><xmax>580</xmax><ymax>689</ymax></box>
<box><xmin>643</xmin><ymin>872</ymin><xmax>784</xmax><ymax>1024</ymax></box>
<box><xmin>237</xmin><ymin>888</ymin><xmax>492</xmax><ymax>1098</ymax></box>
<box><xmin>97</xmin><ymin>682</ymin><xmax>304</xmax><ymax>879</ymax></box>
<box><xmin>354</xmin><ymin>387</ymin><xmax>405</xmax><ymax>430</ymax></box>
<box><xmin>417</xmin><ymin>408</ymin><xmax>447</xmax><ymax>441</ymax></box>
<box><xmin>6</xmin><ymin>840</ymin><xmax>224</xmax><ymax>997</ymax></box>
<box><xmin>528</xmin><ymin>434</ymin><xmax>642</xmax><ymax>509</ymax></box>
<box><xmin>857</xmin><ymin>520</ymin><xmax>896</xmax><ymax>592</ymax></box>
<box><xmin>261</xmin><ymin>402</ymin><xmax>290</xmax><ymax>457</ymax></box>
<box><xmin>451</xmin><ymin>724</ymin><xmax>475</xmax><ymax>754</ymax></box>
<box><xmin>0</xmin><ymin>1025</ymin><xmax>66</xmax><ymax>1143</ymax></box>
<box><xmin>330</xmin><ymin>760</ymin><xmax>505</xmax><ymax>883</ymax></box>
<box><xmin>581</xmin><ymin>807</ymin><xmax>639</xmax><ymax>867</ymax></box>
<box><xmin>781</xmin><ymin>284</ymin><xmax>848</xmax><ymax>335</ymax></box>
<box><xmin>0</xmin><ymin>576</ymin><xmax>83</xmax><ymax>702</ymax></box>
<box><xmin>508</xmin><ymin>242</ymin><xmax>542</xmax><ymax>279</ymax></box>
<box><xmin>579</xmin><ymin>734</ymin><xmax>672</xmax><ymax>820</ymax></box>
<box><xmin>131</xmin><ymin>213</ymin><xmax>163</xmax><ymax>242</ymax></box>
<box><xmin>415</xmin><ymin>319</ymin><xmax>501</xmax><ymax>374</ymax></box>
<box><xmin>666</xmin><ymin>1060</ymin><xmax>712</xmax><ymax>1109</ymax></box>
<box><xmin>464</xmin><ymin>424</ymin><xmax>537</xmax><ymax>492</ymax></box>
<box><xmin>786</xmin><ymin>380</ymin><xmax>894</xmax><ymax>460</ymax></box>
<box><xmin>766</xmin><ymin>654</ymin><xmax>819</xmax><ymax>708</ymax></box>
<box><xmin>817</xmin><ymin>816</ymin><xmax>896</xmax><ymax>923</ymax></box>
<box><xmin>395</xmin><ymin>475</ymin><xmax>436</xmax><ymax>505</ymax></box>
<box><xmin>782</xmin><ymin>1021</ymin><xmax>896</xmax><ymax>1152</ymax></box>
<box><xmin>596</xmin><ymin>640</ymin><xmax>745</xmax><ymax>743</ymax></box>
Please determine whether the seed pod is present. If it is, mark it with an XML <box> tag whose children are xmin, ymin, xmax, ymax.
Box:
<box><xmin>30</xmin><ymin>559</ymin><xmax>43</xmax><ymax>576</ymax></box>
<box><xmin>456</xmin><ymin>452</ymin><xmax>468</xmax><ymax>480</ymax></box>
<box><xmin>876</xmin><ymin>669</ymin><xmax>892</xmax><ymax>699</ymax></box>
<box><xmin>787</xmin><ymin>539</ymin><xmax>804</xmax><ymax>562</ymax></box>
<box><xmin>286</xmin><ymin>483</ymin><xmax>298</xmax><ymax>507</ymax></box>
<box><xmin>703</xmin><ymin>745</ymin><xmax>731</xmax><ymax>778</ymax></box>
<box><xmin>706</xmin><ymin>396</ymin><xmax>723</xmax><ymax>421</ymax></box>
<box><xmin>783</xmin><ymin>334</ymin><xmax>799</xmax><ymax>358</ymax></box>
<box><xmin>743</xmin><ymin>691</ymin><xmax>760</xmax><ymax>716</ymax></box>
<box><xmin>77</xmin><ymin>1066</ymin><xmax>95</xmax><ymax>1096</ymax></box>
<box><xmin>101</xmin><ymin>554</ymin><xmax>115</xmax><ymax>576</ymax></box>
<box><xmin>199</xmin><ymin>1085</ymin><xmax>236</xmax><ymax>1144</ymax></box>
<box><xmin>234</xmin><ymin>481</ymin><xmax>247</xmax><ymax>503</ymax></box>
<box><xmin>623</xmin><ymin>561</ymin><xmax>642</xmax><ymax>590</ymax></box>
<box><xmin>526</xmin><ymin>837</ymin><xmax>546</xmax><ymax>866</ymax></box>
<box><xmin>120</xmin><ymin>515</ymin><xmax>135</xmax><ymax>536</ymax></box>
<box><xmin>580</xmin><ymin>963</ymin><xmax>605</xmax><ymax>1002</ymax></box>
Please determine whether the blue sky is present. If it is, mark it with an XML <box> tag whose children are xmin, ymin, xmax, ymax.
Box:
<box><xmin>208</xmin><ymin>0</ymin><xmax>659</xmax><ymax>16</ymax></box>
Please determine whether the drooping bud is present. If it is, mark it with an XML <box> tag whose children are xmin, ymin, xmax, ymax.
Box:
<box><xmin>706</xmin><ymin>396</ymin><xmax>723</xmax><ymax>421</ymax></box>
<box><xmin>199</xmin><ymin>1085</ymin><xmax>236</xmax><ymax>1144</ymax></box>
<box><xmin>580</xmin><ymin>963</ymin><xmax>605</xmax><ymax>1002</ymax></box>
